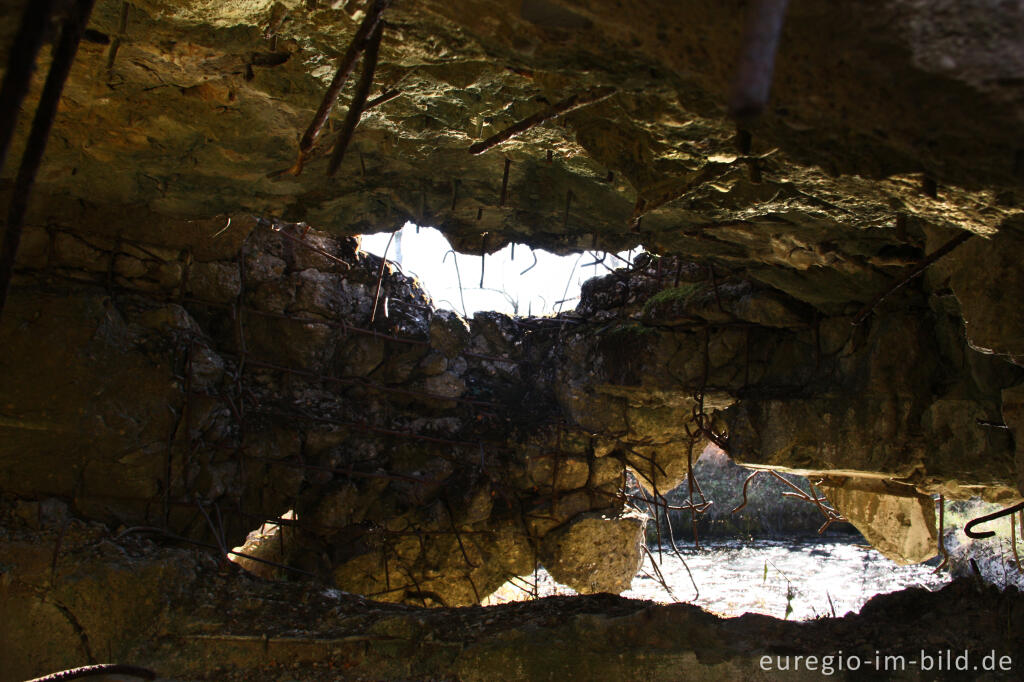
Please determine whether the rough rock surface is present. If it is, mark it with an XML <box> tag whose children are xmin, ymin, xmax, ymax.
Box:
<box><xmin>819</xmin><ymin>479</ymin><xmax>938</xmax><ymax>565</ymax></box>
<box><xmin>4</xmin><ymin>0</ymin><xmax>1024</xmax><ymax>677</ymax></box>
<box><xmin>2</xmin><ymin>506</ymin><xmax>1022</xmax><ymax>682</ymax></box>
<box><xmin>539</xmin><ymin>510</ymin><xmax>646</xmax><ymax>594</ymax></box>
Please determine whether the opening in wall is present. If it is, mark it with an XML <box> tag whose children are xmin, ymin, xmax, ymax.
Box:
<box><xmin>359</xmin><ymin>222</ymin><xmax>637</xmax><ymax>317</ymax></box>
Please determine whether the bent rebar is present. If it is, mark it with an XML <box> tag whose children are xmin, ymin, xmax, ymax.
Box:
<box><xmin>964</xmin><ymin>501</ymin><xmax>1024</xmax><ymax>540</ymax></box>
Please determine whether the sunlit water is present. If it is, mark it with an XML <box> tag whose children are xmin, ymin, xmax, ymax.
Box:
<box><xmin>491</xmin><ymin>538</ymin><xmax>949</xmax><ymax>621</ymax></box>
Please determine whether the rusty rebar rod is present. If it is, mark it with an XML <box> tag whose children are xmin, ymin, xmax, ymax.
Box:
<box><xmin>441</xmin><ymin>495</ymin><xmax>480</xmax><ymax>568</ymax></box>
<box><xmin>965</xmin><ymin>500</ymin><xmax>1024</xmax><ymax>539</ymax></box>
<box><xmin>194</xmin><ymin>497</ymin><xmax>228</xmax><ymax>557</ymax></box>
<box><xmin>165</xmin><ymin>340</ymin><xmax>193</xmax><ymax>526</ymax></box>
<box><xmin>0</xmin><ymin>0</ymin><xmax>58</xmax><ymax>171</ymax></box>
<box><xmin>442</xmin><ymin>248</ymin><xmax>468</xmax><ymax>317</ymax></box>
<box><xmin>468</xmin><ymin>86</ymin><xmax>616</xmax><ymax>155</ymax></box>
<box><xmin>767</xmin><ymin>471</ymin><xmax>845</xmax><ymax>532</ymax></box>
<box><xmin>26</xmin><ymin>664</ymin><xmax>157</xmax><ymax>682</ymax></box>
<box><xmin>370</xmin><ymin>228</ymin><xmax>396</xmax><ymax>323</ymax></box>
<box><xmin>729</xmin><ymin>0</ymin><xmax>790</xmax><ymax>119</ymax></box>
<box><xmin>267</xmin><ymin>90</ymin><xmax>397</xmax><ymax>179</ymax></box>
<box><xmin>620</xmin><ymin>447</ymin><xmax>670</xmax><ymax>480</ymax></box>
<box><xmin>637</xmin><ymin>485</ymin><xmax>664</xmax><ymax>563</ymax></box>
<box><xmin>0</xmin><ymin>0</ymin><xmax>97</xmax><ymax>321</ymax></box>
<box><xmin>181</xmin><ymin>295</ymin><xmax>507</xmax><ymax>363</ymax></box>
<box><xmin>934</xmin><ymin>494</ymin><xmax>949</xmax><ymax>573</ymax></box>
<box><xmin>506</xmin><ymin>573</ymin><xmax>539</xmax><ymax>599</ymax></box>
<box><xmin>661</xmin><ymin>495</ymin><xmax>700</xmax><ymax>601</ymax></box>
<box><xmin>326</xmin><ymin>19</ymin><xmax>383</xmax><ymax>176</ymax></box>
<box><xmin>686</xmin><ymin>440</ymin><xmax>700</xmax><ymax>549</ymax></box>
<box><xmin>293</xmin><ymin>0</ymin><xmax>390</xmax><ymax>174</ymax></box>
<box><xmin>262</xmin><ymin>218</ymin><xmax>351</xmax><ymax>269</ymax></box>
<box><xmin>519</xmin><ymin>248</ymin><xmax>538</xmax><ymax>275</ymax></box>
<box><xmin>238</xmin><ymin>454</ymin><xmax>431</xmax><ymax>484</ymax></box>
<box><xmin>105</xmin><ymin>1</ymin><xmax>130</xmax><ymax>73</ymax></box>
<box><xmin>852</xmin><ymin>231</ymin><xmax>974</xmax><ymax>326</ymax></box>
<box><xmin>249</xmin><ymin>406</ymin><xmax>483</xmax><ymax>450</ymax></box>
<box><xmin>242</xmin><ymin>356</ymin><xmax>498</xmax><ymax>408</ymax></box>
<box><xmin>640</xmin><ymin>543</ymin><xmax>678</xmax><ymax>601</ymax></box>
<box><xmin>365</xmin><ymin>87</ymin><xmax>401</xmax><ymax>111</ymax></box>
<box><xmin>499</xmin><ymin>157</ymin><xmax>511</xmax><ymax>206</ymax></box>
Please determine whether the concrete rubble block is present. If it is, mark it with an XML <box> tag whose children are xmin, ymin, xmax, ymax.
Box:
<box><xmin>625</xmin><ymin>401</ymin><xmax>696</xmax><ymax>443</ymax></box>
<box><xmin>430</xmin><ymin>310</ymin><xmax>471</xmax><ymax>358</ymax></box>
<box><xmin>460</xmin><ymin>484</ymin><xmax>494</xmax><ymax>524</ymax></box>
<box><xmin>113</xmin><ymin>253</ymin><xmax>149</xmax><ymax>278</ymax></box>
<box><xmin>417</xmin><ymin>350</ymin><xmax>448</xmax><ymax>376</ymax></box>
<box><xmin>526</xmin><ymin>453</ymin><xmax>590</xmax><ymax>491</ymax></box>
<box><xmin>187</xmin><ymin>261</ymin><xmax>241</xmax><ymax>301</ymax></box>
<box><xmin>244</xmin><ymin>313</ymin><xmax>339</xmax><ymax>371</ymax></box>
<box><xmin>245</xmin><ymin>251</ymin><xmax>287</xmax><ymax>282</ymax></box>
<box><xmin>590</xmin><ymin>455</ymin><xmax>625</xmax><ymax>489</ymax></box>
<box><xmin>230</xmin><ymin>511</ymin><xmax>297</xmax><ymax>580</ymax></box>
<box><xmin>292</xmin><ymin>268</ymin><xmax>346</xmax><ymax>317</ymax></box>
<box><xmin>525</xmin><ymin>491</ymin><xmax>593</xmax><ymax>538</ymax></box>
<box><xmin>120</xmin><ymin>242</ymin><xmax>180</xmax><ymax>263</ymax></box>
<box><xmin>155</xmin><ymin>261</ymin><xmax>184</xmax><ymax>288</ymax></box>
<box><xmin>335</xmin><ymin>335</ymin><xmax>386</xmax><ymax>377</ymax></box>
<box><xmin>52</xmin><ymin>232</ymin><xmax>110</xmax><ymax>271</ymax></box>
<box><xmin>625</xmin><ymin>443</ymin><xmax>697</xmax><ymax>496</ymax></box>
<box><xmin>332</xmin><ymin>551</ymin><xmax>398</xmax><ymax>603</ymax></box>
<box><xmin>539</xmin><ymin>509</ymin><xmax>647</xmax><ymax>594</ymax></box>
<box><xmin>819</xmin><ymin>478</ymin><xmax>938</xmax><ymax>565</ymax></box>
<box><xmin>731</xmin><ymin>289</ymin><xmax>810</xmax><ymax>329</ymax></box>
<box><xmin>286</xmin><ymin>232</ymin><xmax>356</xmax><ymax>273</ymax></box>
<box><xmin>556</xmin><ymin>383</ymin><xmax>627</xmax><ymax>434</ymax></box>
<box><xmin>304</xmin><ymin>481</ymin><xmax>362</xmax><ymax>535</ymax></box>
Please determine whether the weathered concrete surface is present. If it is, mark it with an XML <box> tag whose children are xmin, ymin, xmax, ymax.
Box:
<box><xmin>820</xmin><ymin>479</ymin><xmax>938</xmax><ymax>565</ymax></box>
<box><xmin>539</xmin><ymin>510</ymin><xmax>646</xmax><ymax>594</ymax></box>
<box><xmin>3</xmin><ymin>0</ymin><xmax>1024</xmax><ymax>267</ymax></box>
<box><xmin>1001</xmin><ymin>384</ymin><xmax>1024</xmax><ymax>496</ymax></box>
<box><xmin>2</xmin><ymin>507</ymin><xmax>1022</xmax><ymax>682</ymax></box>
<box><xmin>2</xmin><ymin>217</ymin><xmax>1023</xmax><ymax>611</ymax></box>
<box><xmin>2</xmin><ymin>223</ymin><xmax>662</xmax><ymax>607</ymax></box>
<box><xmin>4</xmin><ymin>0</ymin><xmax>1024</xmax><ymax>675</ymax></box>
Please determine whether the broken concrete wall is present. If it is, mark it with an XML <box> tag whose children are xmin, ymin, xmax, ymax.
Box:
<box><xmin>2</xmin><ymin>502</ymin><xmax>1021</xmax><ymax>682</ymax></box>
<box><xmin>4</xmin><ymin>0</ymin><xmax>1024</xmax><ymax>675</ymax></box>
<box><xmin>4</xmin><ymin>213</ymin><xmax>1024</xmax><ymax>613</ymax></box>
<box><xmin>2</xmin><ymin>219</ymin><xmax>657</xmax><ymax>608</ymax></box>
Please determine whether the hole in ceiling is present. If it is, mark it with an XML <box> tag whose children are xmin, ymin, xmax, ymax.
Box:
<box><xmin>359</xmin><ymin>222</ymin><xmax>637</xmax><ymax>317</ymax></box>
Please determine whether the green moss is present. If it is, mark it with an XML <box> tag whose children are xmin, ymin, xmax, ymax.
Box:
<box><xmin>641</xmin><ymin>283</ymin><xmax>703</xmax><ymax>316</ymax></box>
<box><xmin>603</xmin><ymin>322</ymin><xmax>658</xmax><ymax>341</ymax></box>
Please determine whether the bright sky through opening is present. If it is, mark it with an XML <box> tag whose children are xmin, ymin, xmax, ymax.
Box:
<box><xmin>360</xmin><ymin>222</ymin><xmax>638</xmax><ymax>318</ymax></box>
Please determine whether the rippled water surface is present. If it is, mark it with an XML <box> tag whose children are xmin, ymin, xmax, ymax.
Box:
<box><xmin>502</xmin><ymin>538</ymin><xmax>950</xmax><ymax>621</ymax></box>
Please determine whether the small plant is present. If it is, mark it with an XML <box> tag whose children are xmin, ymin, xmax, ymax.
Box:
<box><xmin>764</xmin><ymin>559</ymin><xmax>795</xmax><ymax>620</ymax></box>
<box><xmin>641</xmin><ymin>283</ymin><xmax>702</xmax><ymax>316</ymax></box>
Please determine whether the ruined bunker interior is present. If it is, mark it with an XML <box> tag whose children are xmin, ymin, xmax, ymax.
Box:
<box><xmin>3</xmin><ymin>0</ymin><xmax>1024</xmax><ymax>679</ymax></box>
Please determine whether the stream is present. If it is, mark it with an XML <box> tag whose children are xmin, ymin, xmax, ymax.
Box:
<box><xmin>491</xmin><ymin>537</ymin><xmax>950</xmax><ymax>621</ymax></box>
